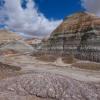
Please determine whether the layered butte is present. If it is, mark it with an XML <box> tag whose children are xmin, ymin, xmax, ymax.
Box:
<box><xmin>41</xmin><ymin>12</ymin><xmax>100</xmax><ymax>62</ymax></box>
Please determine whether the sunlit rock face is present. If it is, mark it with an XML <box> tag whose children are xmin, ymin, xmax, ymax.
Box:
<box><xmin>41</xmin><ymin>12</ymin><xmax>100</xmax><ymax>62</ymax></box>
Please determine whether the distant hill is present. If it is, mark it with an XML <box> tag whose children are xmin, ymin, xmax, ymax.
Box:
<box><xmin>0</xmin><ymin>29</ymin><xmax>22</xmax><ymax>43</ymax></box>
<box><xmin>0</xmin><ymin>30</ymin><xmax>34</xmax><ymax>55</ymax></box>
<box><xmin>25</xmin><ymin>37</ymin><xmax>41</xmax><ymax>45</ymax></box>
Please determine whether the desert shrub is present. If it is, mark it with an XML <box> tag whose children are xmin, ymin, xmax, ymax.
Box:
<box><xmin>32</xmin><ymin>51</ymin><xmax>43</xmax><ymax>57</ymax></box>
<box><xmin>36</xmin><ymin>54</ymin><xmax>57</xmax><ymax>62</ymax></box>
<box><xmin>62</xmin><ymin>55</ymin><xmax>77</xmax><ymax>64</ymax></box>
<box><xmin>72</xmin><ymin>62</ymin><xmax>100</xmax><ymax>70</ymax></box>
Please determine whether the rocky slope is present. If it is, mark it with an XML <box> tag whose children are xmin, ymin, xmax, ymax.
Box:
<box><xmin>51</xmin><ymin>12</ymin><xmax>100</xmax><ymax>35</ymax></box>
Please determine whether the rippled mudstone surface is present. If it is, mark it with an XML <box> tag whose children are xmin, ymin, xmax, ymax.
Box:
<box><xmin>0</xmin><ymin>71</ymin><xmax>100</xmax><ymax>100</ymax></box>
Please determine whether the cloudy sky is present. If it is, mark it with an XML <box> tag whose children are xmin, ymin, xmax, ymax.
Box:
<box><xmin>0</xmin><ymin>0</ymin><xmax>99</xmax><ymax>38</ymax></box>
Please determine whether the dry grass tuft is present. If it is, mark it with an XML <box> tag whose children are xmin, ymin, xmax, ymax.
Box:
<box><xmin>62</xmin><ymin>55</ymin><xmax>77</xmax><ymax>64</ymax></box>
<box><xmin>36</xmin><ymin>54</ymin><xmax>57</xmax><ymax>62</ymax></box>
<box><xmin>72</xmin><ymin>62</ymin><xmax>100</xmax><ymax>70</ymax></box>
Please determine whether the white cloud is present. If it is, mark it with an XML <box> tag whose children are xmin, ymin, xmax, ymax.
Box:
<box><xmin>0</xmin><ymin>0</ymin><xmax>62</xmax><ymax>37</ymax></box>
<box><xmin>81</xmin><ymin>0</ymin><xmax>100</xmax><ymax>16</ymax></box>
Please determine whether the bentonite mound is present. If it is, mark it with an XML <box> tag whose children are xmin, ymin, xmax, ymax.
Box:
<box><xmin>41</xmin><ymin>12</ymin><xmax>100</xmax><ymax>62</ymax></box>
<box><xmin>0</xmin><ymin>71</ymin><xmax>100</xmax><ymax>100</ymax></box>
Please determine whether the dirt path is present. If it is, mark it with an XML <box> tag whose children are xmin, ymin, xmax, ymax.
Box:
<box><xmin>0</xmin><ymin>55</ymin><xmax>100</xmax><ymax>82</ymax></box>
<box><xmin>22</xmin><ymin>61</ymin><xmax>100</xmax><ymax>82</ymax></box>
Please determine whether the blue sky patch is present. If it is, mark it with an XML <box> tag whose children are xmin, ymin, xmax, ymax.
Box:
<box><xmin>34</xmin><ymin>0</ymin><xmax>85</xmax><ymax>19</ymax></box>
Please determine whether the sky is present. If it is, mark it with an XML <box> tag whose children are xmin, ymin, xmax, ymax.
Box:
<box><xmin>0</xmin><ymin>0</ymin><xmax>100</xmax><ymax>38</ymax></box>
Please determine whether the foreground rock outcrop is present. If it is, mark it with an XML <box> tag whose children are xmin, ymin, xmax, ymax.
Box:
<box><xmin>0</xmin><ymin>71</ymin><xmax>100</xmax><ymax>100</ymax></box>
<box><xmin>40</xmin><ymin>12</ymin><xmax>100</xmax><ymax>62</ymax></box>
<box><xmin>0</xmin><ymin>62</ymin><xmax>21</xmax><ymax>79</ymax></box>
<box><xmin>0</xmin><ymin>62</ymin><xmax>21</xmax><ymax>71</ymax></box>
